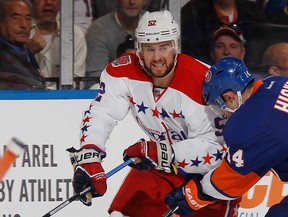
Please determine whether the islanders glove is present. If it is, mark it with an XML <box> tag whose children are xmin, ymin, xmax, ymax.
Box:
<box><xmin>265</xmin><ymin>195</ymin><xmax>288</xmax><ymax>217</ymax></box>
<box><xmin>67</xmin><ymin>146</ymin><xmax>107</xmax><ymax>206</ymax></box>
<box><xmin>164</xmin><ymin>178</ymin><xmax>214</xmax><ymax>216</ymax></box>
<box><xmin>123</xmin><ymin>139</ymin><xmax>175</xmax><ymax>173</ymax></box>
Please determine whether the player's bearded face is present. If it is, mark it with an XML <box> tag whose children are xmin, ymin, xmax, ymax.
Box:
<box><xmin>141</xmin><ymin>41</ymin><xmax>176</xmax><ymax>78</ymax></box>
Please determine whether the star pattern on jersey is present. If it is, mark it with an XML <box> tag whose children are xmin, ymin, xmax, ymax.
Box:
<box><xmin>127</xmin><ymin>95</ymin><xmax>185</xmax><ymax>120</ymax></box>
<box><xmin>180</xmin><ymin>111</ymin><xmax>185</xmax><ymax>119</ymax></box>
<box><xmin>233</xmin><ymin>207</ymin><xmax>239</xmax><ymax>217</ymax></box>
<box><xmin>151</xmin><ymin>107</ymin><xmax>160</xmax><ymax>118</ymax></box>
<box><xmin>160</xmin><ymin>108</ymin><xmax>170</xmax><ymax>119</ymax></box>
<box><xmin>80</xmin><ymin>106</ymin><xmax>93</xmax><ymax>144</ymax></box>
<box><xmin>203</xmin><ymin>153</ymin><xmax>214</xmax><ymax>165</ymax></box>
<box><xmin>191</xmin><ymin>156</ymin><xmax>202</xmax><ymax>167</ymax></box>
<box><xmin>213</xmin><ymin>150</ymin><xmax>224</xmax><ymax>161</ymax></box>
<box><xmin>128</xmin><ymin>96</ymin><xmax>136</xmax><ymax>105</ymax></box>
<box><xmin>82</xmin><ymin>116</ymin><xmax>92</xmax><ymax>125</ymax></box>
<box><xmin>81</xmin><ymin>125</ymin><xmax>90</xmax><ymax>134</ymax></box>
<box><xmin>80</xmin><ymin>134</ymin><xmax>88</xmax><ymax>143</ymax></box>
<box><xmin>137</xmin><ymin>102</ymin><xmax>149</xmax><ymax>114</ymax></box>
<box><xmin>170</xmin><ymin>110</ymin><xmax>181</xmax><ymax>118</ymax></box>
<box><xmin>176</xmin><ymin>149</ymin><xmax>225</xmax><ymax>169</ymax></box>
<box><xmin>220</xmin><ymin>144</ymin><xmax>228</xmax><ymax>152</ymax></box>
<box><xmin>177</xmin><ymin>159</ymin><xmax>190</xmax><ymax>168</ymax></box>
<box><xmin>84</xmin><ymin>109</ymin><xmax>91</xmax><ymax>116</ymax></box>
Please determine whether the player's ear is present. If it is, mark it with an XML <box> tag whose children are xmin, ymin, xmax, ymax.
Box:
<box><xmin>222</xmin><ymin>91</ymin><xmax>238</xmax><ymax>107</ymax></box>
<box><xmin>268</xmin><ymin>66</ymin><xmax>281</xmax><ymax>76</ymax></box>
<box><xmin>138</xmin><ymin>51</ymin><xmax>144</xmax><ymax>59</ymax></box>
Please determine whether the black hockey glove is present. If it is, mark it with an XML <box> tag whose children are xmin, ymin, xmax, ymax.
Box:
<box><xmin>164</xmin><ymin>178</ymin><xmax>215</xmax><ymax>216</ymax></box>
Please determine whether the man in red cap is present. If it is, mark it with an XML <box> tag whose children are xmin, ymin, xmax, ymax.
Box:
<box><xmin>210</xmin><ymin>24</ymin><xmax>246</xmax><ymax>64</ymax></box>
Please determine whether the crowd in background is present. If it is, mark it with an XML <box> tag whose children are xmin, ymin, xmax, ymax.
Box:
<box><xmin>1</xmin><ymin>2</ymin><xmax>287</xmax><ymax>217</ymax></box>
<box><xmin>0</xmin><ymin>0</ymin><xmax>287</xmax><ymax>90</ymax></box>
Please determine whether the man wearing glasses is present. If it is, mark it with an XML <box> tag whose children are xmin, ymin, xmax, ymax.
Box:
<box><xmin>0</xmin><ymin>0</ymin><xmax>45</xmax><ymax>90</ymax></box>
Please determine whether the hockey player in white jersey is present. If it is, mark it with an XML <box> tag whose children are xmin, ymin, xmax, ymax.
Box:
<box><xmin>69</xmin><ymin>10</ymin><xmax>240</xmax><ymax>217</ymax></box>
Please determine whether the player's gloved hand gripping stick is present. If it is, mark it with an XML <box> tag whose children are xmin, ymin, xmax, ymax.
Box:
<box><xmin>123</xmin><ymin>138</ymin><xmax>177</xmax><ymax>173</ymax></box>
<box><xmin>42</xmin><ymin>157</ymin><xmax>135</xmax><ymax>217</ymax></box>
<box><xmin>163</xmin><ymin>178</ymin><xmax>215</xmax><ymax>216</ymax></box>
<box><xmin>67</xmin><ymin>146</ymin><xmax>108</xmax><ymax>206</ymax></box>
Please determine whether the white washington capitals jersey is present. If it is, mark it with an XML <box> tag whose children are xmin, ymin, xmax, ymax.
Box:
<box><xmin>80</xmin><ymin>53</ymin><xmax>226</xmax><ymax>175</ymax></box>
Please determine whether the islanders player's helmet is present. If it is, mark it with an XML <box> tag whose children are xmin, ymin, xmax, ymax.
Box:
<box><xmin>202</xmin><ymin>57</ymin><xmax>254</xmax><ymax>117</ymax></box>
<box><xmin>135</xmin><ymin>10</ymin><xmax>180</xmax><ymax>53</ymax></box>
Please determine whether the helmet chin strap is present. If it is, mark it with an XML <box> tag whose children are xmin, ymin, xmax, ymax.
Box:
<box><xmin>224</xmin><ymin>91</ymin><xmax>243</xmax><ymax>113</ymax></box>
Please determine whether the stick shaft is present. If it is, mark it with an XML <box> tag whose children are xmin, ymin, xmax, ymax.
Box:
<box><xmin>42</xmin><ymin>158</ymin><xmax>135</xmax><ymax>217</ymax></box>
<box><xmin>162</xmin><ymin>206</ymin><xmax>179</xmax><ymax>217</ymax></box>
<box><xmin>106</xmin><ymin>157</ymin><xmax>134</xmax><ymax>178</ymax></box>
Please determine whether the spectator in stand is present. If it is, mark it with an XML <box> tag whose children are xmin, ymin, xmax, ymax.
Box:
<box><xmin>89</xmin><ymin>34</ymin><xmax>136</xmax><ymax>90</ymax></box>
<box><xmin>210</xmin><ymin>24</ymin><xmax>266</xmax><ymax>79</ymax></box>
<box><xmin>181</xmin><ymin>0</ymin><xmax>266</xmax><ymax>64</ymax></box>
<box><xmin>0</xmin><ymin>0</ymin><xmax>46</xmax><ymax>90</ymax></box>
<box><xmin>89</xmin><ymin>35</ymin><xmax>136</xmax><ymax>90</ymax></box>
<box><xmin>91</xmin><ymin>0</ymin><xmax>161</xmax><ymax>20</ymax></box>
<box><xmin>262</xmin><ymin>42</ymin><xmax>288</xmax><ymax>76</ymax></box>
<box><xmin>253</xmin><ymin>0</ymin><xmax>288</xmax><ymax>68</ymax></box>
<box><xmin>210</xmin><ymin>24</ymin><xmax>246</xmax><ymax>64</ymax></box>
<box><xmin>27</xmin><ymin>0</ymin><xmax>87</xmax><ymax>89</ymax></box>
<box><xmin>85</xmin><ymin>0</ymin><xmax>146</xmax><ymax>88</ymax></box>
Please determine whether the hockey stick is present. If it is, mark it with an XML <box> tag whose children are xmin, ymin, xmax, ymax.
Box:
<box><xmin>162</xmin><ymin>206</ymin><xmax>179</xmax><ymax>217</ymax></box>
<box><xmin>0</xmin><ymin>137</ymin><xmax>25</xmax><ymax>181</ymax></box>
<box><xmin>42</xmin><ymin>157</ymin><xmax>135</xmax><ymax>217</ymax></box>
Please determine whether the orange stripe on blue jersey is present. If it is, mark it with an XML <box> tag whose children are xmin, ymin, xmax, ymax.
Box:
<box><xmin>251</xmin><ymin>80</ymin><xmax>263</xmax><ymax>95</ymax></box>
<box><xmin>211</xmin><ymin>160</ymin><xmax>262</xmax><ymax>198</ymax></box>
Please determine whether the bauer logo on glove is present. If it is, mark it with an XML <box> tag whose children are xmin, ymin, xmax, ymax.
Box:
<box><xmin>70</xmin><ymin>149</ymin><xmax>101</xmax><ymax>166</ymax></box>
<box><xmin>123</xmin><ymin>139</ymin><xmax>176</xmax><ymax>173</ymax></box>
<box><xmin>67</xmin><ymin>146</ymin><xmax>107</xmax><ymax>206</ymax></box>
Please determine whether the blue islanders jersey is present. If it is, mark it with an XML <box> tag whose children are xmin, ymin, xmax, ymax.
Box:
<box><xmin>201</xmin><ymin>76</ymin><xmax>288</xmax><ymax>200</ymax></box>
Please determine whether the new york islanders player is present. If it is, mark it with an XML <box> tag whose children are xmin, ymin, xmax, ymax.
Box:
<box><xmin>164</xmin><ymin>57</ymin><xmax>288</xmax><ymax>216</ymax></box>
<box><xmin>68</xmin><ymin>11</ymin><xmax>240</xmax><ymax>217</ymax></box>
